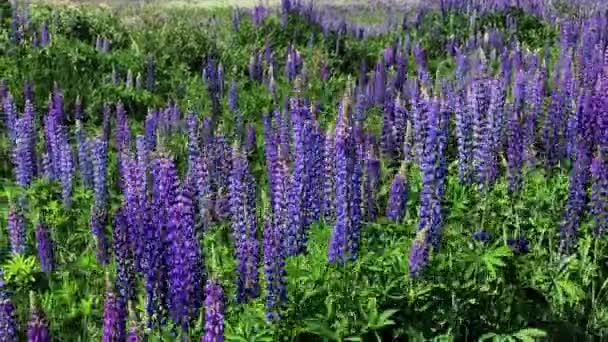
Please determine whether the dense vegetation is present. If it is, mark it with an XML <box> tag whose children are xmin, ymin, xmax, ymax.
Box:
<box><xmin>1</xmin><ymin>0</ymin><xmax>608</xmax><ymax>340</ymax></box>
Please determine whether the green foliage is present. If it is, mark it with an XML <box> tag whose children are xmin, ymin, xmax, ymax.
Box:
<box><xmin>0</xmin><ymin>1</ymin><xmax>604</xmax><ymax>341</ymax></box>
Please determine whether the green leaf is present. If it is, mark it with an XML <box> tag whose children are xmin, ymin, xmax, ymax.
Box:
<box><xmin>513</xmin><ymin>328</ymin><xmax>547</xmax><ymax>342</ymax></box>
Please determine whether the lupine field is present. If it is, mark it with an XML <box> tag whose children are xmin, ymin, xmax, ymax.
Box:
<box><xmin>2</xmin><ymin>0</ymin><xmax>608</xmax><ymax>340</ymax></box>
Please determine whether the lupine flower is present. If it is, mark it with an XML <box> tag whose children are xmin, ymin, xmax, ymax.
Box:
<box><xmin>150</xmin><ymin>156</ymin><xmax>181</xmax><ymax>324</ymax></box>
<box><xmin>168</xmin><ymin>181</ymin><xmax>203</xmax><ymax>331</ymax></box>
<box><xmin>102</xmin><ymin>282</ymin><xmax>123</xmax><ymax>342</ymax></box>
<box><xmin>470</xmin><ymin>79</ymin><xmax>492</xmax><ymax>187</ymax></box>
<box><xmin>560</xmin><ymin>142</ymin><xmax>590</xmax><ymax>254</ymax></box>
<box><xmin>487</xmin><ymin>79</ymin><xmax>505</xmax><ymax>184</ymax></box>
<box><xmin>13</xmin><ymin>117</ymin><xmax>35</xmax><ymax>187</ymax></box>
<box><xmin>473</xmin><ymin>230</ymin><xmax>491</xmax><ymax>243</ymax></box>
<box><xmin>328</xmin><ymin>98</ymin><xmax>352</xmax><ymax>264</ymax></box>
<box><xmin>409</xmin><ymin>229</ymin><xmax>429</xmax><ymax>277</ymax></box>
<box><xmin>417</xmin><ymin>99</ymin><xmax>439</xmax><ymax>242</ymax></box>
<box><xmin>91</xmin><ymin>138</ymin><xmax>109</xmax><ymax>212</ymax></box>
<box><xmin>27</xmin><ymin>304</ymin><xmax>51</xmax><ymax>342</ymax></box>
<box><xmin>286</xmin><ymin>99</ymin><xmax>308</xmax><ymax>256</ymax></box>
<box><xmin>112</xmin><ymin>209</ymin><xmax>136</xmax><ymax>303</ymax></box>
<box><xmin>386</xmin><ymin>165</ymin><xmax>408</xmax><ymax>221</ymax></box>
<box><xmin>0</xmin><ymin>286</ymin><xmax>17</xmax><ymax>341</ymax></box>
<box><xmin>265</xmin><ymin>145</ymin><xmax>288</xmax><ymax>321</ymax></box>
<box><xmin>231</xmin><ymin>147</ymin><xmax>260</xmax><ymax>302</ymax></box>
<box><xmin>244</xmin><ymin>124</ymin><xmax>256</xmax><ymax>155</ymax></box>
<box><xmin>309</xmin><ymin>120</ymin><xmax>325</xmax><ymax>223</ymax></box>
<box><xmin>35</xmin><ymin>224</ymin><xmax>55</xmax><ymax>273</ymax></box>
<box><xmin>507</xmin><ymin>237</ymin><xmax>529</xmax><ymax>255</ymax></box>
<box><xmin>263</xmin><ymin>113</ymin><xmax>278</xmax><ymax>210</ymax></box>
<box><xmin>347</xmin><ymin>125</ymin><xmax>365</xmax><ymax>260</ymax></box>
<box><xmin>380</xmin><ymin>93</ymin><xmax>395</xmax><ymax>159</ymax></box>
<box><xmin>323</xmin><ymin>128</ymin><xmax>335</xmax><ymax>220</ymax></box>
<box><xmin>7</xmin><ymin>207</ymin><xmax>26</xmax><ymax>255</ymax></box>
<box><xmin>40</xmin><ymin>22</ymin><xmax>50</xmax><ymax>46</ymax></box>
<box><xmin>202</xmin><ymin>279</ymin><xmax>225</xmax><ymax>342</ymax></box>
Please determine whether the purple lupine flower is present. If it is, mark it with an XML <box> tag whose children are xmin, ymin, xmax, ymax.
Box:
<box><xmin>59</xmin><ymin>140</ymin><xmax>74</xmax><ymax>208</ymax></box>
<box><xmin>144</xmin><ymin>111</ymin><xmax>157</xmax><ymax>153</ymax></box>
<box><xmin>380</xmin><ymin>93</ymin><xmax>395</xmax><ymax>159</ymax></box>
<box><xmin>393</xmin><ymin>96</ymin><xmax>408</xmax><ymax>161</ymax></box>
<box><xmin>470</xmin><ymin>79</ymin><xmax>492</xmax><ymax>187</ymax></box>
<box><xmin>27</xmin><ymin>305</ymin><xmax>50</xmax><ymax>342</ymax></box>
<box><xmin>365</xmin><ymin>145</ymin><xmax>380</xmax><ymax>221</ymax></box>
<box><xmin>151</xmin><ymin>156</ymin><xmax>181</xmax><ymax>324</ymax></box>
<box><xmin>323</xmin><ymin>127</ymin><xmax>337</xmax><ymax>221</ymax></box>
<box><xmin>7</xmin><ymin>207</ymin><xmax>26</xmax><ymax>255</ymax></box>
<box><xmin>513</xmin><ymin>67</ymin><xmax>526</xmax><ymax>114</ymax></box>
<box><xmin>308</xmin><ymin>117</ymin><xmax>325</xmax><ymax>224</ymax></box>
<box><xmin>328</xmin><ymin>98</ymin><xmax>352</xmax><ymax>264</ymax></box>
<box><xmin>243</xmin><ymin>124</ymin><xmax>257</xmax><ymax>155</ymax></box>
<box><xmin>13</xmin><ymin>118</ymin><xmax>35</xmax><ymax>187</ymax></box>
<box><xmin>286</xmin><ymin>100</ymin><xmax>307</xmax><ymax>256</ymax></box>
<box><xmin>436</xmin><ymin>100</ymin><xmax>449</xmax><ymax>200</ymax></box>
<box><xmin>202</xmin><ymin>280</ymin><xmax>225</xmax><ymax>342</ymax></box>
<box><xmin>35</xmin><ymin>224</ymin><xmax>54</xmax><ymax>273</ymax></box>
<box><xmin>507</xmin><ymin>236</ymin><xmax>529</xmax><ymax>255</ymax></box>
<box><xmin>487</xmin><ymin>79</ymin><xmax>505</xmax><ymax>185</ymax></box>
<box><xmin>473</xmin><ymin>230</ymin><xmax>491</xmax><ymax>243</ymax></box>
<box><xmin>591</xmin><ymin>157</ymin><xmax>608</xmax><ymax>236</ymax></box>
<box><xmin>167</xmin><ymin>181</ymin><xmax>203</xmax><ymax>331</ymax></box>
<box><xmin>409</xmin><ymin>229</ymin><xmax>429</xmax><ymax>277</ymax></box>
<box><xmin>265</xmin><ymin>147</ymin><xmax>288</xmax><ymax>321</ymax></box>
<box><xmin>75</xmin><ymin>120</ymin><xmax>94</xmax><ymax>188</ymax></box>
<box><xmin>348</xmin><ymin>124</ymin><xmax>364</xmax><ymax>261</ymax></box>
<box><xmin>41</xmin><ymin>152</ymin><xmax>52</xmax><ymax>179</ymax></box>
<box><xmin>91</xmin><ymin>138</ymin><xmax>109</xmax><ymax>212</ymax></box>
<box><xmin>263</xmin><ymin>113</ymin><xmax>278</xmax><ymax>211</ymax></box>
<box><xmin>231</xmin><ymin>147</ymin><xmax>260</xmax><ymax>302</ymax></box>
<box><xmin>248</xmin><ymin>52</ymin><xmax>263</xmax><ymax>83</ymax></box>
<box><xmin>127</xmin><ymin>320</ymin><xmax>141</xmax><ymax>342</ymax></box>
<box><xmin>90</xmin><ymin>209</ymin><xmax>110</xmax><ymax>265</ymax></box>
<box><xmin>418</xmin><ymin>99</ymin><xmax>441</xmax><ymax>248</ymax></box>
<box><xmin>0</xmin><ymin>287</ymin><xmax>17</xmax><ymax>341</ymax></box>
<box><xmin>112</xmin><ymin>209</ymin><xmax>136</xmax><ymax>304</ymax></box>
<box><xmin>507</xmin><ymin>111</ymin><xmax>523</xmax><ymax>194</ymax></box>
<box><xmin>39</xmin><ymin>22</ymin><xmax>50</xmax><ymax>47</ymax></box>
<box><xmin>102</xmin><ymin>283</ymin><xmax>122</xmax><ymax>342</ymax></box>
<box><xmin>211</xmin><ymin>134</ymin><xmax>232</xmax><ymax>222</ymax></box>
<box><xmin>560</xmin><ymin>142</ymin><xmax>590</xmax><ymax>254</ymax></box>
<box><xmin>52</xmin><ymin>85</ymin><xmax>64</xmax><ymax>124</ymax></box>
<box><xmin>386</xmin><ymin>166</ymin><xmax>408</xmax><ymax>222</ymax></box>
